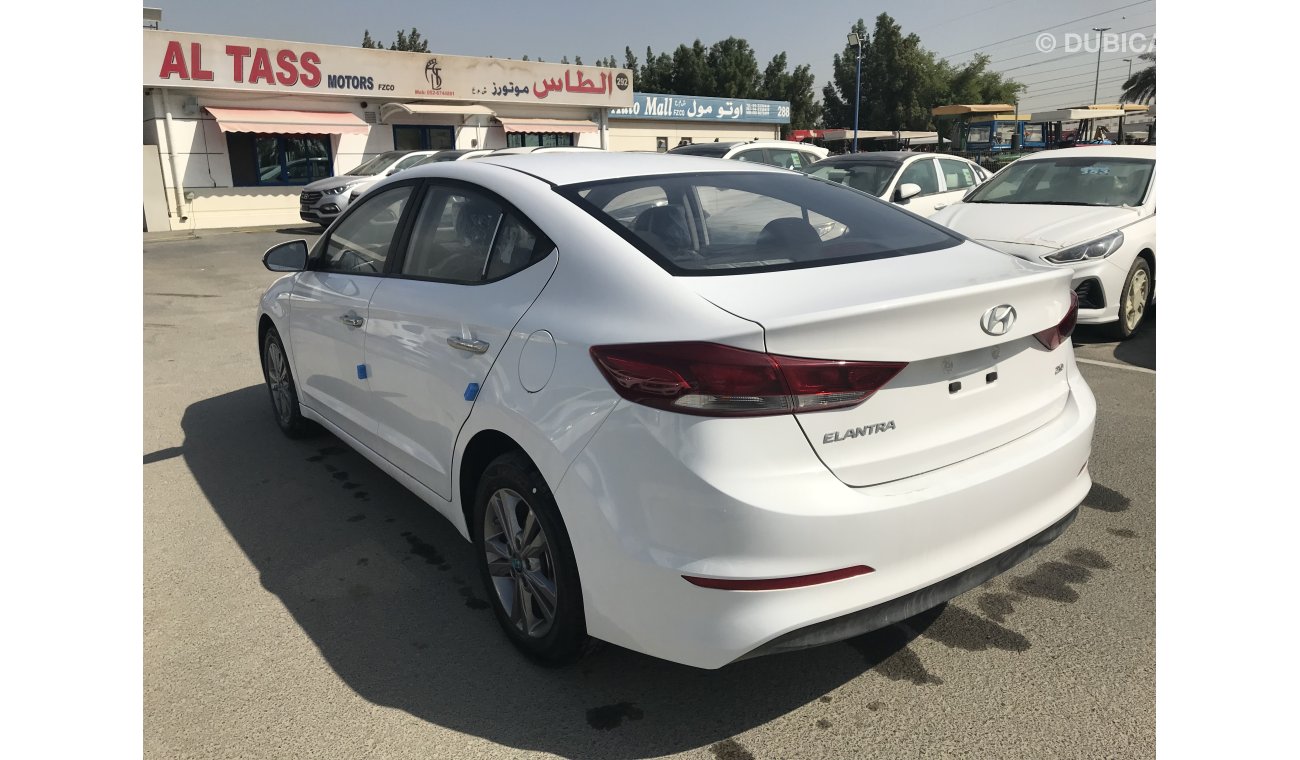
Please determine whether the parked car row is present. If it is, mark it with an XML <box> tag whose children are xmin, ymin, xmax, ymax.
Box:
<box><xmin>300</xmin><ymin>140</ymin><xmax>1154</xmax><ymax>341</ymax></box>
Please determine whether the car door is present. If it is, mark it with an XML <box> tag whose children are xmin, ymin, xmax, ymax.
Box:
<box><xmin>934</xmin><ymin>158</ymin><xmax>982</xmax><ymax>214</ymax></box>
<box><xmin>363</xmin><ymin>182</ymin><xmax>559</xmax><ymax>498</ymax></box>
<box><xmin>893</xmin><ymin>157</ymin><xmax>944</xmax><ymax>216</ymax></box>
<box><xmin>288</xmin><ymin>183</ymin><xmax>415</xmax><ymax>449</ymax></box>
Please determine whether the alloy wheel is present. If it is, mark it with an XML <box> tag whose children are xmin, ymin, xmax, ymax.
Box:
<box><xmin>483</xmin><ymin>488</ymin><xmax>558</xmax><ymax>638</ymax></box>
<box><xmin>265</xmin><ymin>339</ymin><xmax>294</xmax><ymax>425</ymax></box>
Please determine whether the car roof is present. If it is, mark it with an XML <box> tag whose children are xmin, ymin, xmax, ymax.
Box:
<box><xmin>463</xmin><ymin>152</ymin><xmax>791</xmax><ymax>185</ymax></box>
<box><xmin>1018</xmin><ymin>145</ymin><xmax>1156</xmax><ymax>161</ymax></box>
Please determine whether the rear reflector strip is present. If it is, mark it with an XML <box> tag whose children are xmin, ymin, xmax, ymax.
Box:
<box><xmin>682</xmin><ymin>565</ymin><xmax>874</xmax><ymax>591</ymax></box>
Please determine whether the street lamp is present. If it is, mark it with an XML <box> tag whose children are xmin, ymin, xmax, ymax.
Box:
<box><xmin>1123</xmin><ymin>57</ymin><xmax>1134</xmax><ymax>81</ymax></box>
<box><xmin>1092</xmin><ymin>27</ymin><xmax>1111</xmax><ymax>104</ymax></box>
<box><xmin>847</xmin><ymin>32</ymin><xmax>863</xmax><ymax>153</ymax></box>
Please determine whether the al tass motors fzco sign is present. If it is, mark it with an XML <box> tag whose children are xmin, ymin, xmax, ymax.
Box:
<box><xmin>144</xmin><ymin>31</ymin><xmax>633</xmax><ymax>108</ymax></box>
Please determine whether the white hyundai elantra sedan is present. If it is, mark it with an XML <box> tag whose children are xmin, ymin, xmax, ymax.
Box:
<box><xmin>257</xmin><ymin>153</ymin><xmax>1096</xmax><ymax>669</ymax></box>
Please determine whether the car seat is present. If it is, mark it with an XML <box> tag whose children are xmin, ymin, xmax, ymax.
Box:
<box><xmin>632</xmin><ymin>205</ymin><xmax>694</xmax><ymax>257</ymax></box>
<box><xmin>755</xmin><ymin>218</ymin><xmax>820</xmax><ymax>258</ymax></box>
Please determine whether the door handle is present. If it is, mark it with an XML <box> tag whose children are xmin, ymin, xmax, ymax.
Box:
<box><xmin>338</xmin><ymin>314</ymin><xmax>364</xmax><ymax>328</ymax></box>
<box><xmin>447</xmin><ymin>336</ymin><xmax>490</xmax><ymax>354</ymax></box>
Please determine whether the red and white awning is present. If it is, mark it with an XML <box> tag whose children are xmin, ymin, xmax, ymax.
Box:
<box><xmin>204</xmin><ymin>107</ymin><xmax>370</xmax><ymax>135</ymax></box>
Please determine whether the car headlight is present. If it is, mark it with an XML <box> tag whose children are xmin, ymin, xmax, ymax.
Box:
<box><xmin>1044</xmin><ymin>230</ymin><xmax>1125</xmax><ymax>264</ymax></box>
<box><xmin>322</xmin><ymin>183</ymin><xmax>357</xmax><ymax>195</ymax></box>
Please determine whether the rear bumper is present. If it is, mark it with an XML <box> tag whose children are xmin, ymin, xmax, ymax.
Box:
<box><xmin>742</xmin><ymin>505</ymin><xmax>1077</xmax><ymax>660</ymax></box>
<box><xmin>555</xmin><ymin>354</ymin><xmax>1096</xmax><ymax>669</ymax></box>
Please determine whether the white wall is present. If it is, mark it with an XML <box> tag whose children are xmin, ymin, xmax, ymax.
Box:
<box><xmin>145</xmin><ymin>87</ymin><xmax>783</xmax><ymax>230</ymax></box>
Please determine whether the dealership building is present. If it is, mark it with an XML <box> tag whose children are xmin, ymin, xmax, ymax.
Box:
<box><xmin>143</xmin><ymin>30</ymin><xmax>789</xmax><ymax>231</ymax></box>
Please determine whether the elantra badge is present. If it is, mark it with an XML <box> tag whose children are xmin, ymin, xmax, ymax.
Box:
<box><xmin>823</xmin><ymin>421</ymin><xmax>896</xmax><ymax>444</ymax></box>
<box><xmin>980</xmin><ymin>305</ymin><xmax>1017</xmax><ymax>336</ymax></box>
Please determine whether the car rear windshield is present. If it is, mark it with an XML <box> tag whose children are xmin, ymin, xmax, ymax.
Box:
<box><xmin>804</xmin><ymin>162</ymin><xmax>900</xmax><ymax>197</ymax></box>
<box><xmin>965</xmin><ymin>156</ymin><xmax>1154</xmax><ymax>207</ymax></box>
<box><xmin>558</xmin><ymin>171</ymin><xmax>961</xmax><ymax>276</ymax></box>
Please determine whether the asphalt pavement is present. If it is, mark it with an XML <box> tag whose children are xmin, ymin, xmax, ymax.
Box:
<box><xmin>144</xmin><ymin>226</ymin><xmax>1155</xmax><ymax>759</ymax></box>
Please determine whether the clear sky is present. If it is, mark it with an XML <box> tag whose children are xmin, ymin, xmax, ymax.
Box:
<box><xmin>147</xmin><ymin>0</ymin><xmax>1155</xmax><ymax>114</ymax></box>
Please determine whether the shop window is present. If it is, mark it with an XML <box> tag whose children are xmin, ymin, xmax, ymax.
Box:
<box><xmin>393</xmin><ymin>125</ymin><xmax>455</xmax><ymax>151</ymax></box>
<box><xmin>227</xmin><ymin>133</ymin><xmax>332</xmax><ymax>187</ymax></box>
<box><xmin>505</xmin><ymin>132</ymin><xmax>576</xmax><ymax>148</ymax></box>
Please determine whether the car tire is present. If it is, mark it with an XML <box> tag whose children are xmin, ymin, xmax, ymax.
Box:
<box><xmin>1107</xmin><ymin>257</ymin><xmax>1152</xmax><ymax>340</ymax></box>
<box><xmin>261</xmin><ymin>327</ymin><xmax>314</xmax><ymax>438</ymax></box>
<box><xmin>473</xmin><ymin>452</ymin><xmax>589</xmax><ymax>665</ymax></box>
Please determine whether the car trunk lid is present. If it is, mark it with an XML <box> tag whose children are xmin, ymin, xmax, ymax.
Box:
<box><xmin>685</xmin><ymin>242</ymin><xmax>1076</xmax><ymax>485</ymax></box>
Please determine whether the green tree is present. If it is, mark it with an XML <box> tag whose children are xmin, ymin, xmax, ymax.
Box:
<box><xmin>822</xmin><ymin>15</ymin><xmax>1022</xmax><ymax>131</ymax></box>
<box><xmin>822</xmin><ymin>18</ymin><xmax>870</xmax><ymax>129</ymax></box>
<box><xmin>623</xmin><ymin>46</ymin><xmax>638</xmax><ymax>73</ymax></box>
<box><xmin>362</xmin><ymin>27</ymin><xmax>430</xmax><ymax>52</ymax></box>
<box><xmin>761</xmin><ymin>53</ymin><xmax>821</xmax><ymax>134</ymax></box>
<box><xmin>390</xmin><ymin>28</ymin><xmax>429</xmax><ymax>52</ymax></box>
<box><xmin>639</xmin><ymin>46</ymin><xmax>674</xmax><ymax>92</ymax></box>
<box><xmin>1120</xmin><ymin>51</ymin><xmax>1155</xmax><ymax>104</ymax></box>
<box><xmin>670</xmin><ymin>41</ymin><xmax>713</xmax><ymax>95</ymax></box>
<box><xmin>705</xmin><ymin>37</ymin><xmax>761</xmax><ymax>97</ymax></box>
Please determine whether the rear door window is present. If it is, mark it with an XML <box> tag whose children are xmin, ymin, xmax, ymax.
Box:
<box><xmin>399</xmin><ymin>185</ymin><xmax>550</xmax><ymax>283</ymax></box>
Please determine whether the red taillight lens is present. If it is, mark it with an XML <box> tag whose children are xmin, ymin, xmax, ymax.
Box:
<box><xmin>589</xmin><ymin>342</ymin><xmax>906</xmax><ymax>417</ymax></box>
<box><xmin>1035</xmin><ymin>291</ymin><xmax>1079</xmax><ymax>350</ymax></box>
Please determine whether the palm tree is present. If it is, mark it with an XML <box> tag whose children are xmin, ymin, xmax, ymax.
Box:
<box><xmin>1120</xmin><ymin>51</ymin><xmax>1155</xmax><ymax>104</ymax></box>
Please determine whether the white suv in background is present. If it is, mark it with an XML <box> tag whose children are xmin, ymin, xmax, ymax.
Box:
<box><xmin>668</xmin><ymin>139</ymin><xmax>828</xmax><ymax>170</ymax></box>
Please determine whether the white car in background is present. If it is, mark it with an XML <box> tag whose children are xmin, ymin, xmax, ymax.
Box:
<box><xmin>803</xmin><ymin>151</ymin><xmax>989</xmax><ymax>218</ymax></box>
<box><xmin>930</xmin><ymin>146</ymin><xmax>1156</xmax><ymax>339</ymax></box>
<box><xmin>258</xmin><ymin>153</ymin><xmax>1095</xmax><ymax>669</ymax></box>
<box><xmin>669</xmin><ymin>139</ymin><xmax>828</xmax><ymax>170</ymax></box>
<box><xmin>349</xmin><ymin>149</ymin><xmax>497</xmax><ymax>201</ymax></box>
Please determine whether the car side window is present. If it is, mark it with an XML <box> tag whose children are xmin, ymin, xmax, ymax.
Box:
<box><xmin>898</xmin><ymin>159</ymin><xmax>940</xmax><ymax>196</ymax></box>
<box><xmin>401</xmin><ymin>186</ymin><xmax>549</xmax><ymax>283</ymax></box>
<box><xmin>316</xmin><ymin>185</ymin><xmax>413</xmax><ymax>274</ymax></box>
<box><xmin>733</xmin><ymin>149</ymin><xmax>768</xmax><ymax>164</ymax></box>
<box><xmin>939</xmin><ymin>159</ymin><xmax>978</xmax><ymax>191</ymax></box>
<box><xmin>768</xmin><ymin>149</ymin><xmax>800</xmax><ymax>170</ymax></box>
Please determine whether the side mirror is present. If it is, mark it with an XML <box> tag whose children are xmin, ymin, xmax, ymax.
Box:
<box><xmin>263</xmin><ymin>240</ymin><xmax>309</xmax><ymax>272</ymax></box>
<box><xmin>895</xmin><ymin>182</ymin><xmax>922</xmax><ymax>202</ymax></box>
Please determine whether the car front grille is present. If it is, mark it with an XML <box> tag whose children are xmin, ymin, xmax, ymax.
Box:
<box><xmin>1074</xmin><ymin>278</ymin><xmax>1104</xmax><ymax>310</ymax></box>
<box><xmin>300</xmin><ymin>191</ymin><xmax>322</xmax><ymax>204</ymax></box>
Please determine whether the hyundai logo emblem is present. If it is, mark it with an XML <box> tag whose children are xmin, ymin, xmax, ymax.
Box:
<box><xmin>980</xmin><ymin>304</ymin><xmax>1017</xmax><ymax>336</ymax></box>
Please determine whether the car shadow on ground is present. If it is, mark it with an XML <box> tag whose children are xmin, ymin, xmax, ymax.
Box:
<box><xmin>1072</xmin><ymin>305</ymin><xmax>1156</xmax><ymax>371</ymax></box>
<box><xmin>175</xmin><ymin>386</ymin><xmax>942</xmax><ymax>758</ymax></box>
<box><xmin>274</xmin><ymin>226</ymin><xmax>325</xmax><ymax>237</ymax></box>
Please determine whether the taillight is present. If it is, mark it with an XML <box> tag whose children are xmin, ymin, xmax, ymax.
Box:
<box><xmin>1035</xmin><ymin>291</ymin><xmax>1079</xmax><ymax>350</ymax></box>
<box><xmin>589</xmin><ymin>342</ymin><xmax>906</xmax><ymax>417</ymax></box>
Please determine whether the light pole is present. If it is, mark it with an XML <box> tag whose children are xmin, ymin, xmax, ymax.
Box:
<box><xmin>847</xmin><ymin>32</ymin><xmax>863</xmax><ymax>153</ymax></box>
<box><xmin>1123</xmin><ymin>57</ymin><xmax>1134</xmax><ymax>81</ymax></box>
<box><xmin>1092</xmin><ymin>27</ymin><xmax>1111</xmax><ymax>104</ymax></box>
